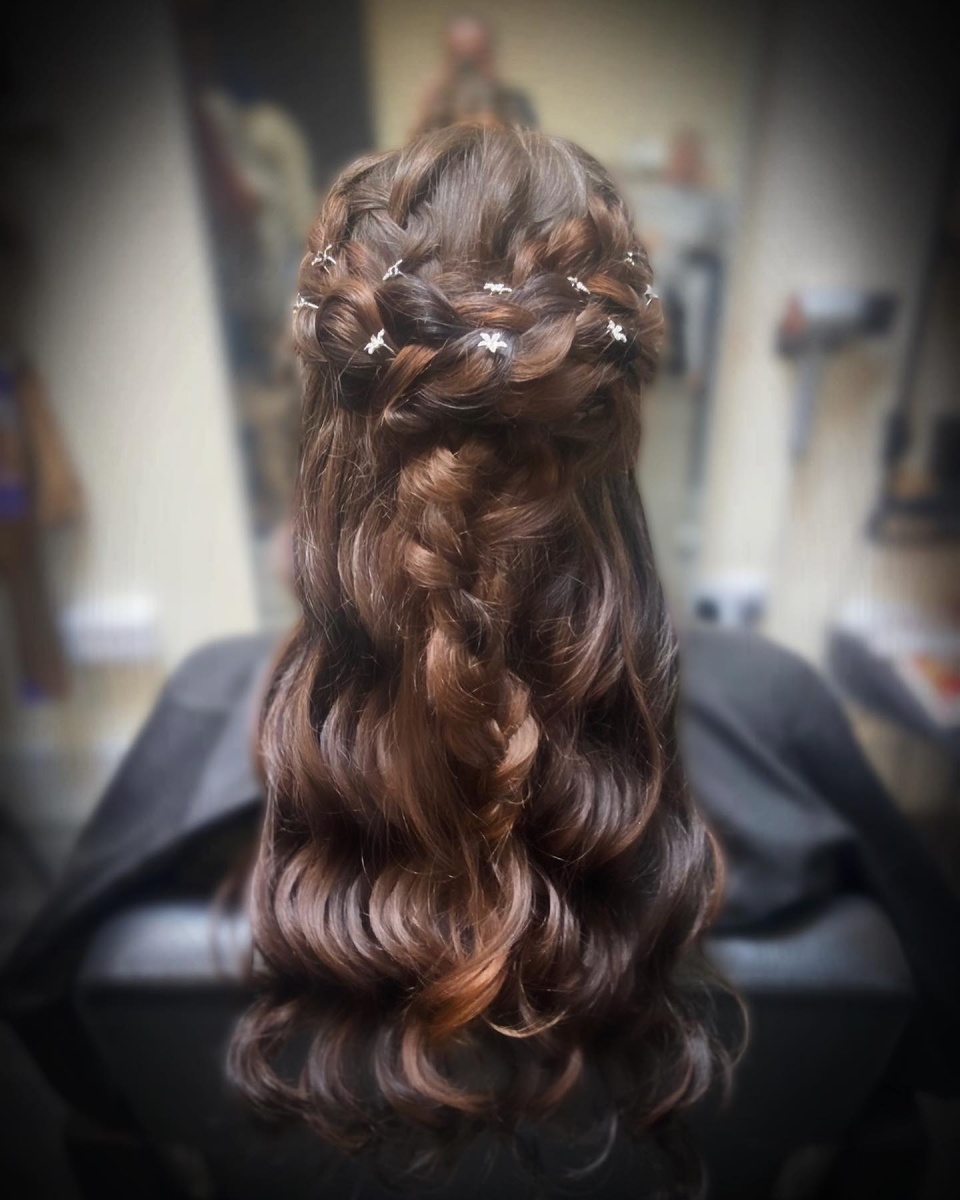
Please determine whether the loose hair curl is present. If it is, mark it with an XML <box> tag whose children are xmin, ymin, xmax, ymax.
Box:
<box><xmin>230</xmin><ymin>123</ymin><xmax>727</xmax><ymax>1191</ymax></box>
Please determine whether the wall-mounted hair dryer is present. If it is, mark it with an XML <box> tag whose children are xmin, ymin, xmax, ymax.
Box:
<box><xmin>776</xmin><ymin>288</ymin><xmax>897</xmax><ymax>457</ymax></box>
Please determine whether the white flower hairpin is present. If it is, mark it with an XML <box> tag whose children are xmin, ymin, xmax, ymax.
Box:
<box><xmin>483</xmin><ymin>282</ymin><xmax>513</xmax><ymax>295</ymax></box>
<box><xmin>643</xmin><ymin>284</ymin><xmax>658</xmax><ymax>306</ymax></box>
<box><xmin>294</xmin><ymin>293</ymin><xmax>319</xmax><ymax>311</ymax></box>
<box><xmin>606</xmin><ymin>318</ymin><xmax>628</xmax><ymax>344</ymax></box>
<box><xmin>364</xmin><ymin>328</ymin><xmax>389</xmax><ymax>355</ymax></box>
<box><xmin>567</xmin><ymin>276</ymin><xmax>590</xmax><ymax>295</ymax></box>
<box><xmin>478</xmin><ymin>331</ymin><xmax>508</xmax><ymax>355</ymax></box>
<box><xmin>311</xmin><ymin>244</ymin><xmax>336</xmax><ymax>268</ymax></box>
<box><xmin>382</xmin><ymin>260</ymin><xmax>403</xmax><ymax>281</ymax></box>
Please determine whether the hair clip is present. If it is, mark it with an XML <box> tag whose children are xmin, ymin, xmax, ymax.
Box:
<box><xmin>382</xmin><ymin>260</ymin><xmax>403</xmax><ymax>281</ymax></box>
<box><xmin>478</xmin><ymin>331</ymin><xmax>508</xmax><ymax>355</ymax></box>
<box><xmin>365</xmin><ymin>328</ymin><xmax>389</xmax><ymax>355</ymax></box>
<box><xmin>624</xmin><ymin>250</ymin><xmax>640</xmax><ymax>266</ymax></box>
<box><xmin>567</xmin><ymin>276</ymin><xmax>590</xmax><ymax>295</ymax></box>
<box><xmin>311</xmin><ymin>244</ymin><xmax>336</xmax><ymax>268</ymax></box>
<box><xmin>483</xmin><ymin>282</ymin><xmax>513</xmax><ymax>295</ymax></box>
<box><xmin>643</xmin><ymin>284</ymin><xmax>658</xmax><ymax>306</ymax></box>
<box><xmin>606</xmin><ymin>318</ymin><xmax>628</xmax><ymax>344</ymax></box>
<box><xmin>294</xmin><ymin>293</ymin><xmax>319</xmax><ymax>311</ymax></box>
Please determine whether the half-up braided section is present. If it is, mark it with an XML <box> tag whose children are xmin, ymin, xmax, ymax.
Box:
<box><xmin>230</xmin><ymin>122</ymin><xmax>728</xmax><ymax>1191</ymax></box>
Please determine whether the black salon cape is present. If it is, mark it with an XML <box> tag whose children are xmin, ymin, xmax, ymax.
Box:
<box><xmin>3</xmin><ymin>627</ymin><xmax>960</xmax><ymax>1118</ymax></box>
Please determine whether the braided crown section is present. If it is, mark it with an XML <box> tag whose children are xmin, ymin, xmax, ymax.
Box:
<box><xmin>293</xmin><ymin>139</ymin><xmax>661</xmax><ymax>475</ymax></box>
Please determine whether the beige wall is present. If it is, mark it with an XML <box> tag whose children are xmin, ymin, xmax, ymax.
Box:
<box><xmin>363</xmin><ymin>0</ymin><xmax>758</xmax><ymax>188</ymax></box>
<box><xmin>699</xmin><ymin>0</ymin><xmax>957</xmax><ymax>661</ymax></box>
<box><xmin>16</xmin><ymin>0</ymin><xmax>258</xmax><ymax>674</ymax></box>
<box><xmin>3</xmin><ymin>0</ymin><xmax>259</xmax><ymax>838</ymax></box>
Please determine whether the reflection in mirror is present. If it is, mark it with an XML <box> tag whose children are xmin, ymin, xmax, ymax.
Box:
<box><xmin>173</xmin><ymin>0</ymin><xmax>375</xmax><ymax>627</ymax></box>
<box><xmin>622</xmin><ymin>126</ymin><xmax>739</xmax><ymax>605</ymax></box>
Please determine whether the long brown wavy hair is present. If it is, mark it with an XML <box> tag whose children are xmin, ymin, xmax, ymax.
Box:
<box><xmin>229</xmin><ymin>122</ymin><xmax>727</xmax><ymax>1191</ymax></box>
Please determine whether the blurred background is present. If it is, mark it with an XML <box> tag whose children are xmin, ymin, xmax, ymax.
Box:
<box><xmin>1</xmin><ymin>0</ymin><xmax>958</xmax><ymax>955</ymax></box>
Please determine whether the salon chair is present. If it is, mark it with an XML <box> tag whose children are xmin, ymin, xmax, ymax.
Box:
<box><xmin>73</xmin><ymin>889</ymin><xmax>914</xmax><ymax>1199</ymax></box>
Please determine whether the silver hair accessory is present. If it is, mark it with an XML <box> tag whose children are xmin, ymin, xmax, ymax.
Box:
<box><xmin>606</xmin><ymin>318</ymin><xmax>628</xmax><ymax>344</ymax></box>
<box><xmin>382</xmin><ymin>260</ymin><xmax>403</xmax><ymax>281</ymax></box>
<box><xmin>643</xmin><ymin>284</ymin><xmax>658</xmax><ymax>306</ymax></box>
<box><xmin>478</xmin><ymin>331</ymin><xmax>508</xmax><ymax>355</ymax></box>
<box><xmin>624</xmin><ymin>250</ymin><xmax>639</xmax><ymax>266</ymax></box>
<box><xmin>483</xmin><ymin>282</ymin><xmax>513</xmax><ymax>295</ymax></box>
<box><xmin>365</xmin><ymin>328</ymin><xmax>389</xmax><ymax>355</ymax></box>
<box><xmin>311</xmin><ymin>244</ymin><xmax>336</xmax><ymax>268</ymax></box>
<box><xmin>294</xmin><ymin>293</ymin><xmax>319</xmax><ymax>311</ymax></box>
<box><xmin>567</xmin><ymin>276</ymin><xmax>590</xmax><ymax>295</ymax></box>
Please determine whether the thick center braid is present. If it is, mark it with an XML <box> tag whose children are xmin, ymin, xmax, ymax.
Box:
<box><xmin>394</xmin><ymin>437</ymin><xmax>544</xmax><ymax>838</ymax></box>
<box><xmin>359</xmin><ymin>431</ymin><xmax>574</xmax><ymax>1044</ymax></box>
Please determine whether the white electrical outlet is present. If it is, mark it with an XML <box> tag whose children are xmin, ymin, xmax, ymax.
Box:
<box><xmin>60</xmin><ymin>596</ymin><xmax>161</xmax><ymax>665</ymax></box>
<box><xmin>692</xmin><ymin>571</ymin><xmax>770</xmax><ymax>630</ymax></box>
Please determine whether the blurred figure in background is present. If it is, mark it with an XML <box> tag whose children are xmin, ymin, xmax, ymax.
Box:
<box><xmin>197</xmin><ymin>83</ymin><xmax>313</xmax><ymax>535</ymax></box>
<box><xmin>642</xmin><ymin>130</ymin><xmax>727</xmax><ymax>396</ymax></box>
<box><xmin>639</xmin><ymin>130</ymin><xmax>727</xmax><ymax>512</ymax></box>
<box><xmin>413</xmin><ymin>13</ymin><xmax>537</xmax><ymax>136</ymax></box>
<box><xmin>194</xmin><ymin>87</ymin><xmax>315</xmax><ymax>379</ymax></box>
<box><xmin>179</xmin><ymin>1</ymin><xmax>316</xmax><ymax>542</ymax></box>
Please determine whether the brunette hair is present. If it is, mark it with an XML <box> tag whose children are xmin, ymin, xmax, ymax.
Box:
<box><xmin>229</xmin><ymin>122</ymin><xmax>727</xmax><ymax>1190</ymax></box>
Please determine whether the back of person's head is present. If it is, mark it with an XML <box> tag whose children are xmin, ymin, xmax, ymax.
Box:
<box><xmin>230</xmin><ymin>122</ymin><xmax>726</xmax><ymax>1190</ymax></box>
